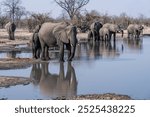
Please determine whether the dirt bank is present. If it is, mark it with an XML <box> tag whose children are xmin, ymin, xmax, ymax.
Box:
<box><xmin>0</xmin><ymin>76</ymin><xmax>31</xmax><ymax>88</ymax></box>
<box><xmin>55</xmin><ymin>93</ymin><xmax>132</xmax><ymax>100</ymax></box>
<box><xmin>0</xmin><ymin>58</ymin><xmax>40</xmax><ymax>69</ymax></box>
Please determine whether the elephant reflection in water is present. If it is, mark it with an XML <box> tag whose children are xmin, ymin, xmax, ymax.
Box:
<box><xmin>99</xmin><ymin>41</ymin><xmax>120</xmax><ymax>58</ymax></box>
<box><xmin>87</xmin><ymin>41</ymin><xmax>120</xmax><ymax>59</ymax></box>
<box><xmin>75</xmin><ymin>41</ymin><xmax>120</xmax><ymax>60</ymax></box>
<box><xmin>87</xmin><ymin>41</ymin><xmax>101</xmax><ymax>59</ymax></box>
<box><xmin>30</xmin><ymin>62</ymin><xmax>77</xmax><ymax>98</ymax></box>
<box><xmin>6</xmin><ymin>51</ymin><xmax>21</xmax><ymax>58</ymax></box>
<box><xmin>123</xmin><ymin>39</ymin><xmax>143</xmax><ymax>52</ymax></box>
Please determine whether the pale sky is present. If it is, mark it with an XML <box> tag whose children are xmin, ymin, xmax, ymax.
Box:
<box><xmin>1</xmin><ymin>0</ymin><xmax>150</xmax><ymax>18</ymax></box>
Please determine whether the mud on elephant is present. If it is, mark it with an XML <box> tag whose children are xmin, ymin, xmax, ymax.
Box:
<box><xmin>38</xmin><ymin>22</ymin><xmax>78</xmax><ymax>61</ymax></box>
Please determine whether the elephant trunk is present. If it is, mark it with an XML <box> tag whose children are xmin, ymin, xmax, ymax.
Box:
<box><xmin>68</xmin><ymin>26</ymin><xmax>77</xmax><ymax>61</ymax></box>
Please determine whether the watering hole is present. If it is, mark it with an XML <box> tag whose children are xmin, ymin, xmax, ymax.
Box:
<box><xmin>0</xmin><ymin>36</ymin><xmax>150</xmax><ymax>99</ymax></box>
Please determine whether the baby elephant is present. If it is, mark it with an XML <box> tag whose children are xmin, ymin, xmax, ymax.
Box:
<box><xmin>32</xmin><ymin>25</ymin><xmax>41</xmax><ymax>59</ymax></box>
<box><xmin>99</xmin><ymin>27</ymin><xmax>109</xmax><ymax>41</ymax></box>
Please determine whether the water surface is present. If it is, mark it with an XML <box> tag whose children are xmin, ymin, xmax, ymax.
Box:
<box><xmin>0</xmin><ymin>36</ymin><xmax>150</xmax><ymax>99</ymax></box>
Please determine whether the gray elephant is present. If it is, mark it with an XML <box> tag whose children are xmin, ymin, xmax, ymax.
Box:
<box><xmin>32</xmin><ymin>25</ymin><xmax>41</xmax><ymax>59</ymax></box>
<box><xmin>30</xmin><ymin>62</ymin><xmax>77</xmax><ymax>98</ymax></box>
<box><xmin>99</xmin><ymin>27</ymin><xmax>109</xmax><ymax>41</ymax></box>
<box><xmin>5</xmin><ymin>22</ymin><xmax>16</xmax><ymax>40</ymax></box>
<box><xmin>38</xmin><ymin>22</ymin><xmax>78</xmax><ymax>61</ymax></box>
<box><xmin>103</xmin><ymin>23</ymin><xmax>122</xmax><ymax>42</ymax></box>
<box><xmin>88</xmin><ymin>21</ymin><xmax>103</xmax><ymax>41</ymax></box>
<box><xmin>127</xmin><ymin>24</ymin><xmax>144</xmax><ymax>39</ymax></box>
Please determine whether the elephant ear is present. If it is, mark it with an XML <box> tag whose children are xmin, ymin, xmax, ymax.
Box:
<box><xmin>53</xmin><ymin>25</ymin><xmax>69</xmax><ymax>44</ymax></box>
<box><xmin>59</xmin><ymin>30</ymin><xmax>69</xmax><ymax>44</ymax></box>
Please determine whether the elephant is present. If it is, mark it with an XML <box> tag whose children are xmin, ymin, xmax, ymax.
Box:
<box><xmin>5</xmin><ymin>22</ymin><xmax>16</xmax><ymax>40</ymax></box>
<box><xmin>32</xmin><ymin>25</ymin><xmax>41</xmax><ymax>59</ymax></box>
<box><xmin>38</xmin><ymin>22</ymin><xmax>78</xmax><ymax>61</ymax></box>
<box><xmin>99</xmin><ymin>27</ymin><xmax>109</xmax><ymax>41</ymax></box>
<box><xmin>88</xmin><ymin>21</ymin><xmax>103</xmax><ymax>41</ymax></box>
<box><xmin>127</xmin><ymin>24</ymin><xmax>144</xmax><ymax>39</ymax></box>
<box><xmin>103</xmin><ymin>23</ymin><xmax>122</xmax><ymax>42</ymax></box>
<box><xmin>30</xmin><ymin>62</ymin><xmax>77</xmax><ymax>98</ymax></box>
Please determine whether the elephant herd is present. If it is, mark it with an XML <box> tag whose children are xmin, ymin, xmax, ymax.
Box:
<box><xmin>88</xmin><ymin>21</ymin><xmax>144</xmax><ymax>42</ymax></box>
<box><xmin>31</xmin><ymin>21</ymin><xmax>144</xmax><ymax>62</ymax></box>
<box><xmin>4</xmin><ymin>21</ymin><xmax>144</xmax><ymax>62</ymax></box>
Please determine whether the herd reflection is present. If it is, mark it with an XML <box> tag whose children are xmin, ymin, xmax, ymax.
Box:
<box><xmin>0</xmin><ymin>39</ymin><xmax>144</xmax><ymax>99</ymax></box>
<box><xmin>28</xmin><ymin>40</ymin><xmax>144</xmax><ymax>98</ymax></box>
<box><xmin>76</xmin><ymin>41</ymin><xmax>120</xmax><ymax>60</ymax></box>
<box><xmin>30</xmin><ymin>62</ymin><xmax>77</xmax><ymax>98</ymax></box>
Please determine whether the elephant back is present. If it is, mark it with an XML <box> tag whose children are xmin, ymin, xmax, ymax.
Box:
<box><xmin>127</xmin><ymin>24</ymin><xmax>138</xmax><ymax>33</ymax></box>
<box><xmin>103</xmin><ymin>23</ymin><xmax>110</xmax><ymax>29</ymax></box>
<box><xmin>103</xmin><ymin>23</ymin><xmax>118</xmax><ymax>32</ymax></box>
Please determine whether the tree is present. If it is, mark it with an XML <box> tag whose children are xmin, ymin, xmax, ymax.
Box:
<box><xmin>2</xmin><ymin>0</ymin><xmax>25</xmax><ymax>22</ymax></box>
<box><xmin>27</xmin><ymin>12</ymin><xmax>53</xmax><ymax>32</ymax></box>
<box><xmin>54</xmin><ymin>0</ymin><xmax>89</xmax><ymax>20</ymax></box>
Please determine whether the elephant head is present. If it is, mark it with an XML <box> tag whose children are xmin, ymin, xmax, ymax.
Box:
<box><xmin>89</xmin><ymin>21</ymin><xmax>103</xmax><ymax>41</ymax></box>
<box><xmin>5</xmin><ymin>22</ymin><xmax>16</xmax><ymax>40</ymax></box>
<box><xmin>53</xmin><ymin>23</ymin><xmax>78</xmax><ymax>61</ymax></box>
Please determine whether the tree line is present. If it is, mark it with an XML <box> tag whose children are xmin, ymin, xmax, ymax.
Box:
<box><xmin>0</xmin><ymin>0</ymin><xmax>150</xmax><ymax>32</ymax></box>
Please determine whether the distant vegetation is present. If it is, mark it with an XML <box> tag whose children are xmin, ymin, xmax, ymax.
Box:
<box><xmin>0</xmin><ymin>0</ymin><xmax>150</xmax><ymax>32</ymax></box>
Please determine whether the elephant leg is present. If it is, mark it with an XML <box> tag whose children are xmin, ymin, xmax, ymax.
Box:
<box><xmin>113</xmin><ymin>33</ymin><xmax>116</xmax><ymax>42</ymax></box>
<box><xmin>59</xmin><ymin>62</ymin><xmax>65</xmax><ymax>80</ymax></box>
<box><xmin>92</xmin><ymin>31</ymin><xmax>96</xmax><ymax>41</ymax></box>
<box><xmin>45</xmin><ymin>45</ymin><xmax>50</xmax><ymax>60</ymax></box>
<box><xmin>105</xmin><ymin>34</ymin><xmax>108</xmax><ymax>41</ymax></box>
<box><xmin>32</xmin><ymin>43</ymin><xmax>36</xmax><ymax>59</ymax></box>
<box><xmin>127</xmin><ymin>32</ymin><xmax>130</xmax><ymax>39</ymax></box>
<box><xmin>40</xmin><ymin>40</ymin><xmax>46</xmax><ymax>60</ymax></box>
<box><xmin>109</xmin><ymin>33</ymin><xmax>112</xmax><ymax>41</ymax></box>
<box><xmin>10</xmin><ymin>32</ymin><xmax>15</xmax><ymax>40</ymax></box>
<box><xmin>37</xmin><ymin>49</ymin><xmax>41</xmax><ymax>58</ymax></box>
<box><xmin>97</xmin><ymin>32</ymin><xmax>100</xmax><ymax>41</ymax></box>
<box><xmin>8</xmin><ymin>32</ymin><xmax>11</xmax><ymax>40</ymax></box>
<box><xmin>12</xmin><ymin>32</ymin><xmax>15</xmax><ymax>40</ymax></box>
<box><xmin>59</xmin><ymin>42</ymin><xmax>64</xmax><ymax>62</ymax></box>
<box><xmin>66</xmin><ymin>44</ymin><xmax>71</xmax><ymax>59</ymax></box>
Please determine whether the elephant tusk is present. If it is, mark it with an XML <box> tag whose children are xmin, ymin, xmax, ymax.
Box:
<box><xmin>71</xmin><ymin>44</ymin><xmax>73</xmax><ymax>47</ymax></box>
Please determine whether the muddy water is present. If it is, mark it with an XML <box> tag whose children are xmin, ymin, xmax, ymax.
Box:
<box><xmin>0</xmin><ymin>36</ymin><xmax>150</xmax><ymax>99</ymax></box>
